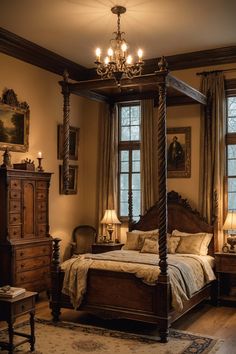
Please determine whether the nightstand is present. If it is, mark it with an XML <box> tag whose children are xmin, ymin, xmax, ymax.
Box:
<box><xmin>215</xmin><ymin>252</ymin><xmax>236</xmax><ymax>305</ymax></box>
<box><xmin>0</xmin><ymin>291</ymin><xmax>37</xmax><ymax>353</ymax></box>
<box><xmin>92</xmin><ymin>242</ymin><xmax>124</xmax><ymax>254</ymax></box>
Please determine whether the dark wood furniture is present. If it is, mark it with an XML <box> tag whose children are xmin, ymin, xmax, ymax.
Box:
<box><xmin>50</xmin><ymin>191</ymin><xmax>216</xmax><ymax>343</ymax></box>
<box><xmin>51</xmin><ymin>58</ymin><xmax>215</xmax><ymax>343</ymax></box>
<box><xmin>215</xmin><ymin>252</ymin><xmax>236</xmax><ymax>304</ymax></box>
<box><xmin>70</xmin><ymin>225</ymin><xmax>97</xmax><ymax>255</ymax></box>
<box><xmin>92</xmin><ymin>242</ymin><xmax>124</xmax><ymax>254</ymax></box>
<box><xmin>0</xmin><ymin>291</ymin><xmax>37</xmax><ymax>353</ymax></box>
<box><xmin>0</xmin><ymin>168</ymin><xmax>52</xmax><ymax>292</ymax></box>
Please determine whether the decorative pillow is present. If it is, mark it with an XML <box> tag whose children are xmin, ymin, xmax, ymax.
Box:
<box><xmin>172</xmin><ymin>229</ymin><xmax>213</xmax><ymax>256</ymax></box>
<box><xmin>123</xmin><ymin>232</ymin><xmax>140</xmax><ymax>250</ymax></box>
<box><xmin>132</xmin><ymin>229</ymin><xmax>159</xmax><ymax>233</ymax></box>
<box><xmin>140</xmin><ymin>238</ymin><xmax>159</xmax><ymax>254</ymax></box>
<box><xmin>138</xmin><ymin>233</ymin><xmax>158</xmax><ymax>250</ymax></box>
<box><xmin>175</xmin><ymin>234</ymin><xmax>207</xmax><ymax>255</ymax></box>
<box><xmin>167</xmin><ymin>236</ymin><xmax>180</xmax><ymax>254</ymax></box>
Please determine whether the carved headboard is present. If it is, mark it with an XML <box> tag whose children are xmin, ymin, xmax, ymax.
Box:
<box><xmin>130</xmin><ymin>191</ymin><xmax>215</xmax><ymax>255</ymax></box>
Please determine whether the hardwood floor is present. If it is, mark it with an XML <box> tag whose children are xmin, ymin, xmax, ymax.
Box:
<box><xmin>1</xmin><ymin>294</ymin><xmax>235</xmax><ymax>353</ymax></box>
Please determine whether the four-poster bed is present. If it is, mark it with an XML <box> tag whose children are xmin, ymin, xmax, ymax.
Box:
<box><xmin>50</xmin><ymin>58</ymin><xmax>216</xmax><ymax>342</ymax></box>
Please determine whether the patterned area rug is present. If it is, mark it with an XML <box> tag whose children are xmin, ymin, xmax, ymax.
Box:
<box><xmin>0</xmin><ymin>318</ymin><xmax>222</xmax><ymax>354</ymax></box>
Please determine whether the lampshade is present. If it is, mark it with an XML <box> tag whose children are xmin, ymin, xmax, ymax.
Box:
<box><xmin>223</xmin><ymin>211</ymin><xmax>236</xmax><ymax>230</ymax></box>
<box><xmin>101</xmin><ymin>210</ymin><xmax>121</xmax><ymax>225</ymax></box>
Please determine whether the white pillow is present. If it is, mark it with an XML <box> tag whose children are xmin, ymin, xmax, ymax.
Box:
<box><xmin>171</xmin><ymin>229</ymin><xmax>213</xmax><ymax>256</ymax></box>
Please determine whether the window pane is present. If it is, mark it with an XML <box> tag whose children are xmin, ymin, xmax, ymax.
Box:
<box><xmin>228</xmin><ymin>178</ymin><xmax>236</xmax><ymax>192</ymax></box>
<box><xmin>121</xmin><ymin>150</ymin><xmax>129</xmax><ymax>161</ymax></box>
<box><xmin>228</xmin><ymin>160</ymin><xmax>236</xmax><ymax>176</ymax></box>
<box><xmin>132</xmin><ymin>150</ymin><xmax>140</xmax><ymax>172</ymax></box>
<box><xmin>228</xmin><ymin>192</ymin><xmax>236</xmax><ymax>210</ymax></box>
<box><xmin>132</xmin><ymin>173</ymin><xmax>140</xmax><ymax>189</ymax></box>
<box><xmin>130</xmin><ymin>126</ymin><xmax>140</xmax><ymax>140</ymax></box>
<box><xmin>133</xmin><ymin>190</ymin><xmax>141</xmax><ymax>218</ymax></box>
<box><xmin>120</xmin><ymin>174</ymin><xmax>128</xmax><ymax>189</ymax></box>
<box><xmin>121</xmin><ymin>107</ymin><xmax>130</xmax><ymax>123</ymax></box>
<box><xmin>228</xmin><ymin>118</ymin><xmax>236</xmax><ymax>132</ymax></box>
<box><xmin>132</xmin><ymin>150</ymin><xmax>140</xmax><ymax>160</ymax></box>
<box><xmin>228</xmin><ymin>97</ymin><xmax>236</xmax><ymax>117</ymax></box>
<box><xmin>228</xmin><ymin>145</ymin><xmax>236</xmax><ymax>159</ymax></box>
<box><xmin>131</xmin><ymin>106</ymin><xmax>140</xmax><ymax>121</ymax></box>
<box><xmin>120</xmin><ymin>190</ymin><xmax>128</xmax><ymax>202</ymax></box>
<box><xmin>121</xmin><ymin>126</ymin><xmax>130</xmax><ymax>141</ymax></box>
<box><xmin>120</xmin><ymin>202</ymin><xmax>128</xmax><ymax>216</ymax></box>
<box><xmin>121</xmin><ymin>161</ymin><xmax>129</xmax><ymax>172</ymax></box>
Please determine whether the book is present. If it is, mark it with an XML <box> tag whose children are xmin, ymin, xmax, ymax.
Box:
<box><xmin>0</xmin><ymin>286</ymin><xmax>26</xmax><ymax>298</ymax></box>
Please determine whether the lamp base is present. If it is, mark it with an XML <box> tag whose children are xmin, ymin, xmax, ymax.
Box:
<box><xmin>227</xmin><ymin>235</ymin><xmax>236</xmax><ymax>253</ymax></box>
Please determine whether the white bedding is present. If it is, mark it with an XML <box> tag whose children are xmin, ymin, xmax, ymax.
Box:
<box><xmin>61</xmin><ymin>250</ymin><xmax>215</xmax><ymax>312</ymax></box>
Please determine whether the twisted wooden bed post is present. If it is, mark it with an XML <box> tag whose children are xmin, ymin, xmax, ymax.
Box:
<box><xmin>156</xmin><ymin>57</ymin><xmax>170</xmax><ymax>343</ymax></box>
<box><xmin>61</xmin><ymin>69</ymin><xmax>70</xmax><ymax>194</ymax></box>
<box><xmin>50</xmin><ymin>238</ymin><xmax>62</xmax><ymax>321</ymax></box>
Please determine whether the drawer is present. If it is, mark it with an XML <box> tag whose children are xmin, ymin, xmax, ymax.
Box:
<box><xmin>8</xmin><ymin>226</ymin><xmax>21</xmax><ymax>239</ymax></box>
<box><xmin>9</xmin><ymin>200</ymin><xmax>21</xmax><ymax>212</ymax></box>
<box><xmin>37</xmin><ymin>212</ymin><xmax>46</xmax><ymax>223</ymax></box>
<box><xmin>37</xmin><ymin>201</ymin><xmax>47</xmax><ymax>212</ymax></box>
<box><xmin>17</xmin><ymin>279</ymin><xmax>50</xmax><ymax>293</ymax></box>
<box><xmin>13</xmin><ymin>296</ymin><xmax>35</xmax><ymax>316</ymax></box>
<box><xmin>10</xmin><ymin>179</ymin><xmax>21</xmax><ymax>189</ymax></box>
<box><xmin>9</xmin><ymin>190</ymin><xmax>21</xmax><ymax>199</ymax></box>
<box><xmin>15</xmin><ymin>266</ymin><xmax>50</xmax><ymax>284</ymax></box>
<box><xmin>36</xmin><ymin>181</ymin><xmax>48</xmax><ymax>189</ymax></box>
<box><xmin>37</xmin><ymin>224</ymin><xmax>47</xmax><ymax>236</ymax></box>
<box><xmin>15</xmin><ymin>245</ymin><xmax>50</xmax><ymax>260</ymax></box>
<box><xmin>36</xmin><ymin>190</ymin><xmax>47</xmax><ymax>200</ymax></box>
<box><xmin>9</xmin><ymin>213</ymin><xmax>21</xmax><ymax>225</ymax></box>
<box><xmin>216</xmin><ymin>255</ymin><xmax>236</xmax><ymax>272</ymax></box>
<box><xmin>16</xmin><ymin>255</ymin><xmax>50</xmax><ymax>272</ymax></box>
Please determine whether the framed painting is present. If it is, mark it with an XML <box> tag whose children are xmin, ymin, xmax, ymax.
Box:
<box><xmin>59</xmin><ymin>165</ymin><xmax>78</xmax><ymax>195</ymax></box>
<box><xmin>0</xmin><ymin>89</ymin><xmax>29</xmax><ymax>152</ymax></box>
<box><xmin>57</xmin><ymin>124</ymin><xmax>80</xmax><ymax>160</ymax></box>
<box><xmin>167</xmin><ymin>127</ymin><xmax>191</xmax><ymax>178</ymax></box>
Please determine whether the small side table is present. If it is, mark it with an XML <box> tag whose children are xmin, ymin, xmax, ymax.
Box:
<box><xmin>215</xmin><ymin>252</ymin><xmax>236</xmax><ymax>305</ymax></box>
<box><xmin>0</xmin><ymin>291</ymin><xmax>37</xmax><ymax>353</ymax></box>
<box><xmin>92</xmin><ymin>242</ymin><xmax>124</xmax><ymax>254</ymax></box>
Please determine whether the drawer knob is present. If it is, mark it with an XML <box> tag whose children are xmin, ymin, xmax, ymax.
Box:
<box><xmin>20</xmin><ymin>276</ymin><xmax>25</xmax><ymax>281</ymax></box>
<box><xmin>20</xmin><ymin>252</ymin><xmax>24</xmax><ymax>256</ymax></box>
<box><xmin>21</xmin><ymin>263</ymin><xmax>25</xmax><ymax>268</ymax></box>
<box><xmin>21</xmin><ymin>305</ymin><xmax>25</xmax><ymax>311</ymax></box>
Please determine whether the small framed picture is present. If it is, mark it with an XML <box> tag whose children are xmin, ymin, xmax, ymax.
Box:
<box><xmin>167</xmin><ymin>127</ymin><xmax>191</xmax><ymax>178</ymax></box>
<box><xmin>57</xmin><ymin>125</ymin><xmax>80</xmax><ymax>160</ymax></box>
<box><xmin>59</xmin><ymin>165</ymin><xmax>78</xmax><ymax>195</ymax></box>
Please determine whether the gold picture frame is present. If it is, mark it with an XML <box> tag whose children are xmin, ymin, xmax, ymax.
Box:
<box><xmin>0</xmin><ymin>89</ymin><xmax>30</xmax><ymax>152</ymax></box>
<box><xmin>57</xmin><ymin>124</ymin><xmax>80</xmax><ymax>160</ymax></box>
<box><xmin>59</xmin><ymin>165</ymin><xmax>78</xmax><ymax>195</ymax></box>
<box><xmin>167</xmin><ymin>127</ymin><xmax>191</xmax><ymax>178</ymax></box>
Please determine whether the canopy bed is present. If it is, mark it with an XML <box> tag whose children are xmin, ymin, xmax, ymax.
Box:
<box><xmin>50</xmin><ymin>58</ymin><xmax>217</xmax><ymax>343</ymax></box>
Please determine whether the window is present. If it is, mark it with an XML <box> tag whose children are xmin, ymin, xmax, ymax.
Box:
<box><xmin>118</xmin><ymin>103</ymin><xmax>141</xmax><ymax>221</ymax></box>
<box><xmin>226</xmin><ymin>96</ymin><xmax>236</xmax><ymax>210</ymax></box>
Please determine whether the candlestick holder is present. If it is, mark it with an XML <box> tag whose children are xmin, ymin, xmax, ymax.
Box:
<box><xmin>37</xmin><ymin>157</ymin><xmax>44</xmax><ymax>172</ymax></box>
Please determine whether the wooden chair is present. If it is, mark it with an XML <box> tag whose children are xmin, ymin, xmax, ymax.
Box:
<box><xmin>70</xmin><ymin>225</ymin><xmax>97</xmax><ymax>255</ymax></box>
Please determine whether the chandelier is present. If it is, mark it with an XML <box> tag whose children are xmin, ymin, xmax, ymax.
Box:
<box><xmin>95</xmin><ymin>6</ymin><xmax>144</xmax><ymax>86</ymax></box>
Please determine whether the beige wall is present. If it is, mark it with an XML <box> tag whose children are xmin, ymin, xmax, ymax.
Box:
<box><xmin>0</xmin><ymin>53</ymin><xmax>100</xmax><ymax>259</ymax></box>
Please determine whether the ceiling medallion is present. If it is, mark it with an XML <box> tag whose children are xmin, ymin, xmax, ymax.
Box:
<box><xmin>94</xmin><ymin>5</ymin><xmax>144</xmax><ymax>86</ymax></box>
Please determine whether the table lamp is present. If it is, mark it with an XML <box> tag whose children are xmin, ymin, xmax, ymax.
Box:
<box><xmin>101</xmin><ymin>209</ymin><xmax>121</xmax><ymax>242</ymax></box>
<box><xmin>223</xmin><ymin>210</ymin><xmax>236</xmax><ymax>253</ymax></box>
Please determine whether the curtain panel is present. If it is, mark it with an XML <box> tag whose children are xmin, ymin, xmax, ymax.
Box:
<box><xmin>199</xmin><ymin>72</ymin><xmax>226</xmax><ymax>250</ymax></box>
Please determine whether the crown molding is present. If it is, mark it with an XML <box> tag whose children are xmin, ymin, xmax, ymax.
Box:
<box><xmin>1</xmin><ymin>27</ymin><xmax>236</xmax><ymax>81</ymax></box>
<box><xmin>0</xmin><ymin>27</ymin><xmax>88</xmax><ymax>81</ymax></box>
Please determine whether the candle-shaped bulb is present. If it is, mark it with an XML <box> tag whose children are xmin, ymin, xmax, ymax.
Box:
<box><xmin>95</xmin><ymin>47</ymin><xmax>101</xmax><ymax>61</ymax></box>
<box><xmin>104</xmin><ymin>56</ymin><xmax>109</xmax><ymax>65</ymax></box>
<box><xmin>121</xmin><ymin>43</ymin><xmax>127</xmax><ymax>52</ymax></box>
<box><xmin>107</xmin><ymin>48</ymin><xmax>113</xmax><ymax>58</ymax></box>
<box><xmin>138</xmin><ymin>49</ymin><xmax>143</xmax><ymax>61</ymax></box>
<box><xmin>126</xmin><ymin>55</ymin><xmax>132</xmax><ymax>65</ymax></box>
<box><xmin>38</xmin><ymin>151</ymin><xmax>42</xmax><ymax>158</ymax></box>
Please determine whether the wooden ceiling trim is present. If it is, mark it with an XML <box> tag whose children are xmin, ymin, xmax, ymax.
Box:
<box><xmin>1</xmin><ymin>27</ymin><xmax>236</xmax><ymax>82</ymax></box>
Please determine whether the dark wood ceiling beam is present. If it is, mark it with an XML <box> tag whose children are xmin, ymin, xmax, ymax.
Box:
<box><xmin>0</xmin><ymin>27</ymin><xmax>88</xmax><ymax>81</ymax></box>
<box><xmin>167</xmin><ymin>75</ymin><xmax>207</xmax><ymax>105</ymax></box>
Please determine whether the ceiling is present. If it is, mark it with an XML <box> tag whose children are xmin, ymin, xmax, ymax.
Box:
<box><xmin>1</xmin><ymin>0</ymin><xmax>236</xmax><ymax>69</ymax></box>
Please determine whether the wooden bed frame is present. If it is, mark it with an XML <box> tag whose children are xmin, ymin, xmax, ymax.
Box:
<box><xmin>50</xmin><ymin>191</ymin><xmax>217</xmax><ymax>342</ymax></box>
<box><xmin>50</xmin><ymin>58</ymin><xmax>215</xmax><ymax>342</ymax></box>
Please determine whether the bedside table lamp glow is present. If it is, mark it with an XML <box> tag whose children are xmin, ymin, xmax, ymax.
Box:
<box><xmin>223</xmin><ymin>211</ymin><xmax>236</xmax><ymax>253</ymax></box>
<box><xmin>101</xmin><ymin>209</ymin><xmax>121</xmax><ymax>242</ymax></box>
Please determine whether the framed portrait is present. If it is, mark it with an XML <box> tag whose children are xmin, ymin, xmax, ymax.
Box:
<box><xmin>0</xmin><ymin>89</ymin><xmax>29</xmax><ymax>152</ymax></box>
<box><xmin>57</xmin><ymin>124</ymin><xmax>79</xmax><ymax>160</ymax></box>
<box><xmin>59</xmin><ymin>165</ymin><xmax>78</xmax><ymax>195</ymax></box>
<box><xmin>167</xmin><ymin>127</ymin><xmax>191</xmax><ymax>178</ymax></box>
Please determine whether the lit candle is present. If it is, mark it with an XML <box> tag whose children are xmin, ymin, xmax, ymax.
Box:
<box><xmin>107</xmin><ymin>48</ymin><xmax>113</xmax><ymax>60</ymax></box>
<box><xmin>104</xmin><ymin>56</ymin><xmax>109</xmax><ymax>65</ymax></box>
<box><xmin>138</xmin><ymin>49</ymin><xmax>143</xmax><ymax>62</ymax></box>
<box><xmin>95</xmin><ymin>48</ymin><xmax>101</xmax><ymax>62</ymax></box>
<box><xmin>126</xmin><ymin>55</ymin><xmax>132</xmax><ymax>65</ymax></box>
<box><xmin>38</xmin><ymin>151</ymin><xmax>42</xmax><ymax>158</ymax></box>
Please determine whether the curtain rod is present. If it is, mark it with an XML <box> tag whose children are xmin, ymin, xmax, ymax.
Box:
<box><xmin>196</xmin><ymin>68</ymin><xmax>236</xmax><ymax>76</ymax></box>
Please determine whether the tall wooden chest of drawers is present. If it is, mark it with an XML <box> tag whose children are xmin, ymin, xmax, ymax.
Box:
<box><xmin>0</xmin><ymin>168</ymin><xmax>52</xmax><ymax>292</ymax></box>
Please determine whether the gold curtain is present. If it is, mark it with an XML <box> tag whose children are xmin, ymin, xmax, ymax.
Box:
<box><xmin>97</xmin><ymin>103</ymin><xmax>118</xmax><ymax>237</ymax></box>
<box><xmin>141</xmin><ymin>99</ymin><xmax>158</xmax><ymax>213</ymax></box>
<box><xmin>199</xmin><ymin>72</ymin><xmax>226</xmax><ymax>250</ymax></box>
